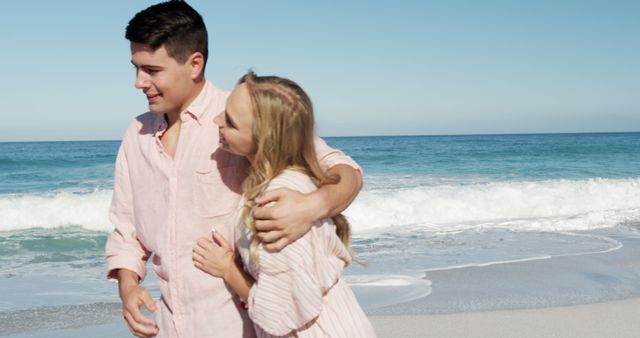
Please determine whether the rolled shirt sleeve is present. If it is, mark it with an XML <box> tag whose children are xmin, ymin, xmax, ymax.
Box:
<box><xmin>313</xmin><ymin>136</ymin><xmax>362</xmax><ymax>173</ymax></box>
<box><xmin>105</xmin><ymin>143</ymin><xmax>151</xmax><ymax>282</ymax></box>
<box><xmin>247</xmin><ymin>236</ymin><xmax>324</xmax><ymax>336</ymax></box>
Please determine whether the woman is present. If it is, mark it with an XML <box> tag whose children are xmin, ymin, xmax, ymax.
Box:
<box><xmin>192</xmin><ymin>71</ymin><xmax>376</xmax><ymax>337</ymax></box>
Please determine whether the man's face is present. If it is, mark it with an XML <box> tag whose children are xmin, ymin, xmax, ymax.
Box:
<box><xmin>130</xmin><ymin>42</ymin><xmax>195</xmax><ymax>115</ymax></box>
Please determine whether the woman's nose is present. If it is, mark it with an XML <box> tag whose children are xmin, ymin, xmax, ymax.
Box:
<box><xmin>213</xmin><ymin>112</ymin><xmax>223</xmax><ymax>126</ymax></box>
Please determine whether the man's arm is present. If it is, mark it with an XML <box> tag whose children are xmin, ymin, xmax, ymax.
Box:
<box><xmin>105</xmin><ymin>142</ymin><xmax>157</xmax><ymax>337</ymax></box>
<box><xmin>253</xmin><ymin>136</ymin><xmax>362</xmax><ymax>251</ymax></box>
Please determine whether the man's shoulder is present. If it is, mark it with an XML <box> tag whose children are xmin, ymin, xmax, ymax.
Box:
<box><xmin>187</xmin><ymin>81</ymin><xmax>230</xmax><ymax>119</ymax></box>
<box><xmin>208</xmin><ymin>81</ymin><xmax>231</xmax><ymax>97</ymax></box>
<box><xmin>205</xmin><ymin>81</ymin><xmax>231</xmax><ymax>108</ymax></box>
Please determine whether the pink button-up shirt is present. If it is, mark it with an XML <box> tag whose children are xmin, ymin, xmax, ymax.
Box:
<box><xmin>105</xmin><ymin>81</ymin><xmax>360</xmax><ymax>338</ymax></box>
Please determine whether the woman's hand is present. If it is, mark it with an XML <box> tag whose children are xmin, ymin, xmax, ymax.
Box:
<box><xmin>193</xmin><ymin>232</ymin><xmax>235</xmax><ymax>280</ymax></box>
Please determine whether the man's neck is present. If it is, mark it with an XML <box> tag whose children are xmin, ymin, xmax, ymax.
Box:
<box><xmin>164</xmin><ymin>111</ymin><xmax>181</xmax><ymax>127</ymax></box>
<box><xmin>164</xmin><ymin>79</ymin><xmax>206</xmax><ymax>126</ymax></box>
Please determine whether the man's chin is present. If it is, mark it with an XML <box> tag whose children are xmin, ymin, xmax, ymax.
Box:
<box><xmin>148</xmin><ymin>104</ymin><xmax>166</xmax><ymax>114</ymax></box>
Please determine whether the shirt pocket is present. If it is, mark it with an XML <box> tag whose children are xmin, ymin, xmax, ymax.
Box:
<box><xmin>194</xmin><ymin>165</ymin><xmax>244</xmax><ymax>218</ymax></box>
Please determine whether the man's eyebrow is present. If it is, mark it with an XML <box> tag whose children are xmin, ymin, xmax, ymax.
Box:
<box><xmin>130</xmin><ymin>61</ymin><xmax>163</xmax><ymax>69</ymax></box>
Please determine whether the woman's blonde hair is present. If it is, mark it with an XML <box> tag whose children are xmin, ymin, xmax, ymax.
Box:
<box><xmin>238</xmin><ymin>71</ymin><xmax>353</xmax><ymax>264</ymax></box>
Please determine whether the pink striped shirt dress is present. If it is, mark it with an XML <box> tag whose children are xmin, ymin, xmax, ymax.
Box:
<box><xmin>235</xmin><ymin>170</ymin><xmax>377</xmax><ymax>338</ymax></box>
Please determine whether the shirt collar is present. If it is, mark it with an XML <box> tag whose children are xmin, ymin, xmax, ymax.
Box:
<box><xmin>152</xmin><ymin>113</ymin><xmax>167</xmax><ymax>137</ymax></box>
<box><xmin>151</xmin><ymin>80</ymin><xmax>218</xmax><ymax>134</ymax></box>
<box><xmin>181</xmin><ymin>81</ymin><xmax>214</xmax><ymax>124</ymax></box>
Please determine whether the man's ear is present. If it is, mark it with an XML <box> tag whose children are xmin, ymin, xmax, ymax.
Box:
<box><xmin>189</xmin><ymin>52</ymin><xmax>205</xmax><ymax>79</ymax></box>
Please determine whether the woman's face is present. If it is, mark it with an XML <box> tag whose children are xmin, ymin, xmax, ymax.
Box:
<box><xmin>214</xmin><ymin>83</ymin><xmax>256</xmax><ymax>159</ymax></box>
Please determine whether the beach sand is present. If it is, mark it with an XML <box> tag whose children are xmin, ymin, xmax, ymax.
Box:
<box><xmin>370</xmin><ymin>297</ymin><xmax>640</xmax><ymax>337</ymax></box>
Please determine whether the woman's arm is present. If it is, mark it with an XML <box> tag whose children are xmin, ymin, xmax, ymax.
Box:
<box><xmin>244</xmin><ymin>170</ymin><xmax>347</xmax><ymax>336</ymax></box>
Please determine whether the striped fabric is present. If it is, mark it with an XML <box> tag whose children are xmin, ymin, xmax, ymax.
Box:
<box><xmin>235</xmin><ymin>170</ymin><xmax>377</xmax><ymax>337</ymax></box>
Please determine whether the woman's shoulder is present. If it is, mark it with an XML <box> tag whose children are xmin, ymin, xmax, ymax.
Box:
<box><xmin>265</xmin><ymin>169</ymin><xmax>318</xmax><ymax>194</ymax></box>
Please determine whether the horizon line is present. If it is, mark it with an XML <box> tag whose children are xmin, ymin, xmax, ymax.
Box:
<box><xmin>1</xmin><ymin>130</ymin><xmax>640</xmax><ymax>143</ymax></box>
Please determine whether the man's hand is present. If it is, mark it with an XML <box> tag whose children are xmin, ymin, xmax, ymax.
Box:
<box><xmin>253</xmin><ymin>164</ymin><xmax>362</xmax><ymax>252</ymax></box>
<box><xmin>117</xmin><ymin>270</ymin><xmax>158</xmax><ymax>338</ymax></box>
<box><xmin>253</xmin><ymin>188</ymin><xmax>324</xmax><ymax>252</ymax></box>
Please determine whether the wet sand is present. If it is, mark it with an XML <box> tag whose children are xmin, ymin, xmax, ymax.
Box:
<box><xmin>371</xmin><ymin>297</ymin><xmax>640</xmax><ymax>338</ymax></box>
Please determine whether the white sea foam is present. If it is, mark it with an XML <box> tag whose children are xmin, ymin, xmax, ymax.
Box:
<box><xmin>0</xmin><ymin>190</ymin><xmax>113</xmax><ymax>232</ymax></box>
<box><xmin>2</xmin><ymin>178</ymin><xmax>640</xmax><ymax>234</ymax></box>
<box><xmin>344</xmin><ymin>274</ymin><xmax>433</xmax><ymax>310</ymax></box>
<box><xmin>347</xmin><ymin>177</ymin><xmax>640</xmax><ymax>233</ymax></box>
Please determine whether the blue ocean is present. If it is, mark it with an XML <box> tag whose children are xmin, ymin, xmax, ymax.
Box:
<box><xmin>2</xmin><ymin>133</ymin><xmax>640</xmax><ymax>336</ymax></box>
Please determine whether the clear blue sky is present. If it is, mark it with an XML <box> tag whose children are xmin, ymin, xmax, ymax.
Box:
<box><xmin>0</xmin><ymin>0</ymin><xmax>638</xmax><ymax>141</ymax></box>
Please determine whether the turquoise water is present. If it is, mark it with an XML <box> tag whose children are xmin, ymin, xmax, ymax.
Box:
<box><xmin>2</xmin><ymin>133</ymin><xmax>639</xmax><ymax>195</ymax></box>
<box><xmin>1</xmin><ymin>133</ymin><xmax>640</xmax><ymax>334</ymax></box>
<box><xmin>329</xmin><ymin>133</ymin><xmax>640</xmax><ymax>179</ymax></box>
<box><xmin>0</xmin><ymin>141</ymin><xmax>117</xmax><ymax>194</ymax></box>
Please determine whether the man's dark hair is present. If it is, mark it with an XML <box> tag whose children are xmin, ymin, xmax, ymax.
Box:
<box><xmin>126</xmin><ymin>0</ymin><xmax>208</xmax><ymax>67</ymax></box>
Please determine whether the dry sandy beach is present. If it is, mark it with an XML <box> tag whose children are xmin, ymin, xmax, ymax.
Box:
<box><xmin>371</xmin><ymin>297</ymin><xmax>640</xmax><ymax>338</ymax></box>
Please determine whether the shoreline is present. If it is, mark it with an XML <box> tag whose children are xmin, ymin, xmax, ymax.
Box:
<box><xmin>4</xmin><ymin>297</ymin><xmax>640</xmax><ymax>338</ymax></box>
<box><xmin>4</xmin><ymin>231</ymin><xmax>640</xmax><ymax>337</ymax></box>
<box><xmin>366</xmin><ymin>232</ymin><xmax>640</xmax><ymax>316</ymax></box>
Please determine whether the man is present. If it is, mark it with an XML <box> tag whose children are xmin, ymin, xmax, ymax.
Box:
<box><xmin>105</xmin><ymin>1</ymin><xmax>362</xmax><ymax>337</ymax></box>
